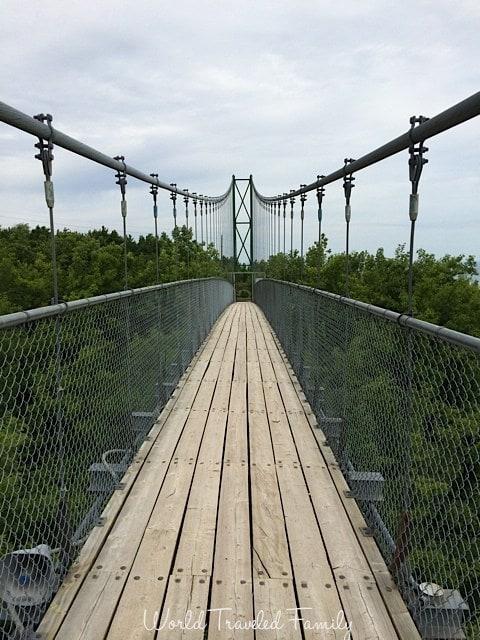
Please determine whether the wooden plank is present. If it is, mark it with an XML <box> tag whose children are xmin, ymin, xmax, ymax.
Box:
<box><xmin>247</xmin><ymin>381</ymin><xmax>273</xmax><ymax>466</ymax></box>
<box><xmin>245</xmin><ymin>304</ymin><xmax>258</xmax><ymax>364</ymax></box>
<box><xmin>50</xmin><ymin>570</ymin><xmax>129</xmax><ymax>640</ymax></box>
<box><xmin>246</xmin><ymin>304</ymin><xmax>293</xmax><ymax>581</ymax></box>
<box><xmin>223</xmin><ymin>380</ymin><xmax>248</xmax><ymax>463</ymax></box>
<box><xmin>208</xmin><ymin>310</ymin><xmax>251</xmax><ymax>639</ymax></box>
<box><xmin>233</xmin><ymin>304</ymin><xmax>247</xmax><ymax>382</ymax></box>
<box><xmin>251</xmin><ymin>463</ymin><xmax>292</xmax><ymax>580</ymax></box>
<box><xmin>261</xmin><ymin>382</ymin><xmax>299</xmax><ymax>465</ymax></box>
<box><xmin>151</xmin><ymin>575</ymin><xmax>210</xmax><ymax>639</ymax></box>
<box><xmin>208</xmin><ymin>464</ymin><xmax>253</xmax><ymax>640</ymax></box>
<box><xmin>39</xmin><ymin>306</ymin><xmax>234</xmax><ymax>639</ymax></box>
<box><xmin>253</xmin><ymin>579</ymin><xmax>301</xmax><ymax>640</ymax></box>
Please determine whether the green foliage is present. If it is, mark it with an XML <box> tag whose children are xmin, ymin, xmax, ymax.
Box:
<box><xmin>0</xmin><ymin>224</ymin><xmax>227</xmax><ymax>313</ymax></box>
<box><xmin>255</xmin><ymin>238</ymin><xmax>480</xmax><ymax>337</ymax></box>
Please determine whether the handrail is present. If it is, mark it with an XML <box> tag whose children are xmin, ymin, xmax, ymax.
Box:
<box><xmin>0</xmin><ymin>100</ymin><xmax>231</xmax><ymax>204</ymax></box>
<box><xmin>0</xmin><ymin>277</ymin><xmax>230</xmax><ymax>329</ymax></box>
<box><xmin>259</xmin><ymin>278</ymin><xmax>480</xmax><ymax>352</ymax></box>
<box><xmin>254</xmin><ymin>91</ymin><xmax>480</xmax><ymax>202</ymax></box>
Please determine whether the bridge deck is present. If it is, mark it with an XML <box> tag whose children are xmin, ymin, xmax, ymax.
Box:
<box><xmin>39</xmin><ymin>302</ymin><xmax>419</xmax><ymax>640</ymax></box>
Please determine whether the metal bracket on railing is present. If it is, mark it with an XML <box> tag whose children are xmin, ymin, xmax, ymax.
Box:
<box><xmin>149</xmin><ymin>173</ymin><xmax>160</xmax><ymax>283</ymax></box>
<box><xmin>149</xmin><ymin>173</ymin><xmax>159</xmax><ymax>217</ymax></box>
<box><xmin>299</xmin><ymin>185</ymin><xmax>307</xmax><ymax>262</ymax></box>
<box><xmin>114</xmin><ymin>155</ymin><xmax>127</xmax><ymax>217</ymax></box>
<box><xmin>170</xmin><ymin>182</ymin><xmax>177</xmax><ymax>228</ymax></box>
<box><xmin>408</xmin><ymin>115</ymin><xmax>429</xmax><ymax>222</ymax></box>
<box><xmin>343</xmin><ymin>159</ymin><xmax>355</xmax><ymax>295</ymax></box>
<box><xmin>289</xmin><ymin>190</ymin><xmax>295</xmax><ymax>255</ymax></box>
<box><xmin>33</xmin><ymin>113</ymin><xmax>54</xmax><ymax>206</ymax></box>
<box><xmin>34</xmin><ymin>114</ymin><xmax>59</xmax><ymax>306</ymax></box>
<box><xmin>199</xmin><ymin>196</ymin><xmax>204</xmax><ymax>243</ymax></box>
<box><xmin>407</xmin><ymin>115</ymin><xmax>429</xmax><ymax>316</ymax></box>
<box><xmin>192</xmin><ymin>192</ymin><xmax>198</xmax><ymax>240</ymax></box>
<box><xmin>282</xmin><ymin>194</ymin><xmax>288</xmax><ymax>255</ymax></box>
<box><xmin>183</xmin><ymin>188</ymin><xmax>189</xmax><ymax>228</ymax></box>
<box><xmin>342</xmin><ymin>159</ymin><xmax>355</xmax><ymax>223</ymax></box>
<box><xmin>289</xmin><ymin>191</ymin><xmax>295</xmax><ymax>214</ymax></box>
<box><xmin>316</xmin><ymin>175</ymin><xmax>325</xmax><ymax>224</ymax></box>
<box><xmin>114</xmin><ymin>155</ymin><xmax>129</xmax><ymax>288</ymax></box>
<box><xmin>33</xmin><ymin>112</ymin><xmax>54</xmax><ymax>199</ymax></box>
<box><xmin>299</xmin><ymin>185</ymin><xmax>307</xmax><ymax>218</ymax></box>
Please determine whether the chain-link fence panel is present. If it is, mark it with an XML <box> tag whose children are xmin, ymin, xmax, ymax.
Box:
<box><xmin>255</xmin><ymin>278</ymin><xmax>480</xmax><ymax>640</ymax></box>
<box><xmin>0</xmin><ymin>277</ymin><xmax>233</xmax><ymax>638</ymax></box>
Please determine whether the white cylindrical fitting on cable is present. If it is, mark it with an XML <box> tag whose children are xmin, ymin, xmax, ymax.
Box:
<box><xmin>345</xmin><ymin>204</ymin><xmax>351</xmax><ymax>222</ymax></box>
<box><xmin>44</xmin><ymin>181</ymin><xmax>55</xmax><ymax>209</ymax></box>
<box><xmin>121</xmin><ymin>200</ymin><xmax>127</xmax><ymax>218</ymax></box>
<box><xmin>409</xmin><ymin>193</ymin><xmax>419</xmax><ymax>221</ymax></box>
<box><xmin>153</xmin><ymin>204</ymin><xmax>158</xmax><ymax>219</ymax></box>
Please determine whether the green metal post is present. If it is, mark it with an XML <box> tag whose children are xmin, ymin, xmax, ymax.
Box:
<box><xmin>232</xmin><ymin>174</ymin><xmax>237</xmax><ymax>269</ymax></box>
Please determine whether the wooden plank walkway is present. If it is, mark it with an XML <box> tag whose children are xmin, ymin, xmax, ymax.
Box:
<box><xmin>39</xmin><ymin>302</ymin><xmax>420</xmax><ymax>640</ymax></box>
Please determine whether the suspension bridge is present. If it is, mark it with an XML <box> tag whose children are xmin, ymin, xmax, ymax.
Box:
<box><xmin>0</xmin><ymin>92</ymin><xmax>479</xmax><ymax>639</ymax></box>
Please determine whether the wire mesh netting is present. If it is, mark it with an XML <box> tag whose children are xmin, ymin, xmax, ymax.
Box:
<box><xmin>0</xmin><ymin>277</ymin><xmax>233</xmax><ymax>638</ymax></box>
<box><xmin>255</xmin><ymin>278</ymin><xmax>480</xmax><ymax>640</ymax></box>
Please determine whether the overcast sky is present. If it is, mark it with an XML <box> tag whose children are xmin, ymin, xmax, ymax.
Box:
<box><xmin>1</xmin><ymin>0</ymin><xmax>479</xmax><ymax>258</ymax></box>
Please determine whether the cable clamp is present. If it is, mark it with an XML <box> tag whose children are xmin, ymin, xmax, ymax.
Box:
<box><xmin>408</xmin><ymin>116</ymin><xmax>429</xmax><ymax>220</ymax></box>
<box><xmin>316</xmin><ymin>175</ymin><xmax>326</xmax><ymax>222</ymax></box>
<box><xmin>44</xmin><ymin>181</ymin><xmax>55</xmax><ymax>209</ymax></box>
<box><xmin>33</xmin><ymin>113</ymin><xmax>54</xmax><ymax>180</ymax></box>
<box><xmin>114</xmin><ymin>155</ymin><xmax>127</xmax><ymax>199</ymax></box>
<box><xmin>34</xmin><ymin>113</ymin><xmax>55</xmax><ymax>208</ymax></box>
<box><xmin>343</xmin><ymin>159</ymin><xmax>355</xmax><ymax>205</ymax></box>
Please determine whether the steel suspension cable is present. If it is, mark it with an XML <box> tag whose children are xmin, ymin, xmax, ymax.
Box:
<box><xmin>342</xmin><ymin>159</ymin><xmax>355</xmax><ymax>297</ymax></box>
<box><xmin>149</xmin><ymin>172</ymin><xmax>160</xmax><ymax>284</ymax></box>
<box><xmin>193</xmin><ymin>193</ymin><xmax>198</xmax><ymax>241</ymax></box>
<box><xmin>316</xmin><ymin>175</ymin><xmax>326</xmax><ymax>288</ymax></box>
<box><xmin>170</xmin><ymin>183</ymin><xmax>177</xmax><ymax>229</ymax></box>
<box><xmin>33</xmin><ymin>113</ymin><xmax>69</xmax><ymax>560</ymax></box>
<box><xmin>289</xmin><ymin>191</ymin><xmax>295</xmax><ymax>256</ymax></box>
<box><xmin>34</xmin><ymin>113</ymin><xmax>58</xmax><ymax>304</ymax></box>
<box><xmin>183</xmin><ymin>189</ymin><xmax>189</xmax><ymax>229</ymax></box>
<box><xmin>278</xmin><ymin>197</ymin><xmax>281</xmax><ymax>253</ymax></box>
<box><xmin>407</xmin><ymin>115</ymin><xmax>429</xmax><ymax>317</ymax></box>
<box><xmin>114</xmin><ymin>155</ymin><xmax>129</xmax><ymax>290</ymax></box>
<box><xmin>299</xmin><ymin>185</ymin><xmax>307</xmax><ymax>265</ymax></box>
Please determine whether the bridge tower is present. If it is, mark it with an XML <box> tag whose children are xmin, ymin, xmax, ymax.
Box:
<box><xmin>232</xmin><ymin>175</ymin><xmax>253</xmax><ymax>268</ymax></box>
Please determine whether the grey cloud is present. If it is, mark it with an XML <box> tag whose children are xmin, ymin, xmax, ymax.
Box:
<box><xmin>0</xmin><ymin>0</ymin><xmax>479</xmax><ymax>257</ymax></box>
